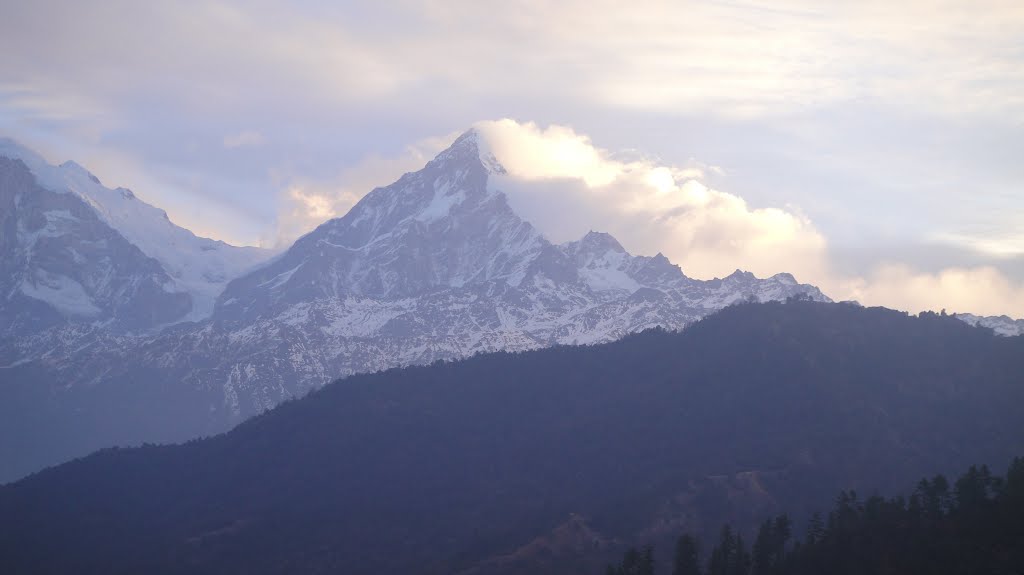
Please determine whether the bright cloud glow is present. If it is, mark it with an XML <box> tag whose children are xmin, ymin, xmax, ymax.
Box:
<box><xmin>475</xmin><ymin>119</ymin><xmax>830</xmax><ymax>282</ymax></box>
<box><xmin>834</xmin><ymin>264</ymin><xmax>1024</xmax><ymax>317</ymax></box>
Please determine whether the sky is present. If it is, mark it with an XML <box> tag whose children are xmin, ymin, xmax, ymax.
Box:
<box><xmin>1</xmin><ymin>0</ymin><xmax>1022</xmax><ymax>316</ymax></box>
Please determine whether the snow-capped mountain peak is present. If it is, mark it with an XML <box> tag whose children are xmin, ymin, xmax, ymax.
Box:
<box><xmin>215</xmin><ymin>132</ymin><xmax>550</xmax><ymax>320</ymax></box>
<box><xmin>568</xmin><ymin>231</ymin><xmax>627</xmax><ymax>256</ymax></box>
<box><xmin>0</xmin><ymin>138</ymin><xmax>272</xmax><ymax>321</ymax></box>
<box><xmin>429</xmin><ymin>128</ymin><xmax>507</xmax><ymax>175</ymax></box>
<box><xmin>559</xmin><ymin>231</ymin><xmax>641</xmax><ymax>293</ymax></box>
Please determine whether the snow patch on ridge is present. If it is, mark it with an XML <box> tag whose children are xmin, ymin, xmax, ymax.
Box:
<box><xmin>416</xmin><ymin>181</ymin><xmax>465</xmax><ymax>222</ymax></box>
<box><xmin>20</xmin><ymin>271</ymin><xmax>101</xmax><ymax>317</ymax></box>
<box><xmin>955</xmin><ymin>313</ymin><xmax>1024</xmax><ymax>336</ymax></box>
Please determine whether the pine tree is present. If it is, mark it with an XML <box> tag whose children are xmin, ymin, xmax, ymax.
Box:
<box><xmin>639</xmin><ymin>545</ymin><xmax>655</xmax><ymax>575</ymax></box>
<box><xmin>732</xmin><ymin>534</ymin><xmax>751</xmax><ymax>575</ymax></box>
<box><xmin>804</xmin><ymin>513</ymin><xmax>824</xmax><ymax>546</ymax></box>
<box><xmin>708</xmin><ymin>525</ymin><xmax>735</xmax><ymax>575</ymax></box>
<box><xmin>672</xmin><ymin>534</ymin><xmax>701</xmax><ymax>575</ymax></box>
<box><xmin>752</xmin><ymin>515</ymin><xmax>790</xmax><ymax>575</ymax></box>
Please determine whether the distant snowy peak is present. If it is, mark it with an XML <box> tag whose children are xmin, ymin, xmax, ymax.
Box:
<box><xmin>216</xmin><ymin>131</ymin><xmax>548</xmax><ymax>320</ymax></box>
<box><xmin>429</xmin><ymin>128</ymin><xmax>507</xmax><ymax>175</ymax></box>
<box><xmin>321</xmin><ymin>129</ymin><xmax>512</xmax><ymax>247</ymax></box>
<box><xmin>0</xmin><ymin>138</ymin><xmax>272</xmax><ymax>320</ymax></box>
<box><xmin>955</xmin><ymin>313</ymin><xmax>1024</xmax><ymax>336</ymax></box>
<box><xmin>561</xmin><ymin>231</ymin><xmax>652</xmax><ymax>293</ymax></box>
<box><xmin>0</xmin><ymin>155</ymin><xmax>191</xmax><ymax>333</ymax></box>
<box><xmin>564</xmin><ymin>231</ymin><xmax>627</xmax><ymax>259</ymax></box>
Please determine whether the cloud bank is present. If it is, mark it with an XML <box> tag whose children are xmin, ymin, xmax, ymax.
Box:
<box><xmin>475</xmin><ymin>120</ymin><xmax>828</xmax><ymax>283</ymax></box>
<box><xmin>838</xmin><ymin>265</ymin><xmax>1024</xmax><ymax>318</ymax></box>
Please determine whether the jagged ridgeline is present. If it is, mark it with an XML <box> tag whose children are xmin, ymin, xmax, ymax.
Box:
<box><xmin>0</xmin><ymin>132</ymin><xmax>828</xmax><ymax>482</ymax></box>
<box><xmin>1</xmin><ymin>301</ymin><xmax>1022</xmax><ymax>575</ymax></box>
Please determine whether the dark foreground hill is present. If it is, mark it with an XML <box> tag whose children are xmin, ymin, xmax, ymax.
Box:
<box><xmin>2</xmin><ymin>301</ymin><xmax>1023</xmax><ymax>575</ymax></box>
<box><xmin>607</xmin><ymin>458</ymin><xmax>1024</xmax><ymax>575</ymax></box>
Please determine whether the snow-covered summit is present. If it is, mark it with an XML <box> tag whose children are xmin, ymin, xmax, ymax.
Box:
<box><xmin>430</xmin><ymin>128</ymin><xmax>508</xmax><ymax>175</ymax></box>
<box><xmin>216</xmin><ymin>130</ymin><xmax>550</xmax><ymax>321</ymax></box>
<box><xmin>566</xmin><ymin>231</ymin><xmax>627</xmax><ymax>257</ymax></box>
<box><xmin>0</xmin><ymin>138</ymin><xmax>272</xmax><ymax>319</ymax></box>
<box><xmin>0</xmin><ymin>153</ymin><xmax>191</xmax><ymax>332</ymax></box>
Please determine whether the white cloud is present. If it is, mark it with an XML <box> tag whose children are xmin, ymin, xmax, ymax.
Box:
<box><xmin>933</xmin><ymin>230</ymin><xmax>1024</xmax><ymax>259</ymax></box>
<box><xmin>831</xmin><ymin>264</ymin><xmax>1024</xmax><ymax>317</ymax></box>
<box><xmin>475</xmin><ymin>119</ymin><xmax>830</xmax><ymax>282</ymax></box>
<box><xmin>477</xmin><ymin>120</ymin><xmax>1024</xmax><ymax>318</ymax></box>
<box><xmin>273</xmin><ymin>183</ymin><xmax>360</xmax><ymax>247</ymax></box>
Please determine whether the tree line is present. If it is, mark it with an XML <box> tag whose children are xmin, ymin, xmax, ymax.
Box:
<box><xmin>606</xmin><ymin>457</ymin><xmax>1024</xmax><ymax>575</ymax></box>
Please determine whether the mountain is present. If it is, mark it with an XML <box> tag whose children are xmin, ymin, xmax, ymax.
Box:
<box><xmin>0</xmin><ymin>154</ymin><xmax>191</xmax><ymax>333</ymax></box>
<box><xmin>1</xmin><ymin>301</ymin><xmax>1021</xmax><ymax>575</ymax></box>
<box><xmin>0</xmin><ymin>131</ymin><xmax>834</xmax><ymax>482</ymax></box>
<box><xmin>201</xmin><ymin>130</ymin><xmax>826</xmax><ymax>415</ymax></box>
<box><xmin>954</xmin><ymin>312</ymin><xmax>1024</xmax><ymax>336</ymax></box>
<box><xmin>0</xmin><ymin>138</ymin><xmax>271</xmax><ymax>324</ymax></box>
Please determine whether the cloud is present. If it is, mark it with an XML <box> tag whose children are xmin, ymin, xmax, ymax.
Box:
<box><xmin>832</xmin><ymin>264</ymin><xmax>1024</xmax><ymax>317</ymax></box>
<box><xmin>933</xmin><ymin>231</ymin><xmax>1024</xmax><ymax>260</ymax></box>
<box><xmin>476</xmin><ymin>120</ymin><xmax>1024</xmax><ymax>318</ymax></box>
<box><xmin>475</xmin><ymin>119</ymin><xmax>829</xmax><ymax>282</ymax></box>
<box><xmin>0</xmin><ymin>83</ymin><xmax>107</xmax><ymax>123</ymax></box>
<box><xmin>223</xmin><ymin>130</ymin><xmax>265</xmax><ymax>149</ymax></box>
<box><xmin>273</xmin><ymin>183</ymin><xmax>360</xmax><ymax>248</ymax></box>
<box><xmin>3</xmin><ymin>1</ymin><xmax>1023</xmax><ymax>126</ymax></box>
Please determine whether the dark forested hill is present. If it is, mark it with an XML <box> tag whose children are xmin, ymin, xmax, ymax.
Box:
<box><xmin>606</xmin><ymin>457</ymin><xmax>1024</xmax><ymax>575</ymax></box>
<box><xmin>1</xmin><ymin>301</ymin><xmax>1023</xmax><ymax>575</ymax></box>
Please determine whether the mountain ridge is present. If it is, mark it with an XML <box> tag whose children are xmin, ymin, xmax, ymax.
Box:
<box><xmin>0</xmin><ymin>138</ymin><xmax>272</xmax><ymax>322</ymax></box>
<box><xmin>0</xmin><ymin>130</ymin><xmax>1019</xmax><ymax>483</ymax></box>
<box><xmin>0</xmin><ymin>155</ymin><xmax>191</xmax><ymax>333</ymax></box>
<box><xmin>3</xmin><ymin>300</ymin><xmax>1022</xmax><ymax>574</ymax></box>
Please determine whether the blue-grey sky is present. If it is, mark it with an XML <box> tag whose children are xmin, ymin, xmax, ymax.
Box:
<box><xmin>1</xmin><ymin>0</ymin><xmax>1022</xmax><ymax>315</ymax></box>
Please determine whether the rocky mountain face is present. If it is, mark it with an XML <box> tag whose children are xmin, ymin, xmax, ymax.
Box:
<box><xmin>4</xmin><ymin>130</ymin><xmax>1010</xmax><ymax>483</ymax></box>
<box><xmin>0</xmin><ymin>156</ymin><xmax>190</xmax><ymax>334</ymax></box>
<box><xmin>0</xmin><ymin>138</ymin><xmax>271</xmax><ymax>325</ymax></box>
